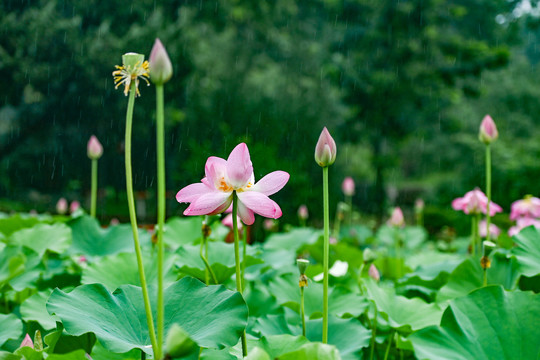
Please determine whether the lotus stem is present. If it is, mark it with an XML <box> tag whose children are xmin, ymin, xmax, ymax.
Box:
<box><xmin>486</xmin><ymin>144</ymin><xmax>492</xmax><ymax>242</ymax></box>
<box><xmin>90</xmin><ymin>159</ymin><xmax>98</xmax><ymax>218</ymax></box>
<box><xmin>322</xmin><ymin>166</ymin><xmax>330</xmax><ymax>343</ymax></box>
<box><xmin>232</xmin><ymin>192</ymin><xmax>248</xmax><ymax>356</ymax></box>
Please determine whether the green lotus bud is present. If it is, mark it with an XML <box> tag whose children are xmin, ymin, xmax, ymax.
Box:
<box><xmin>164</xmin><ymin>324</ymin><xmax>197</xmax><ymax>359</ymax></box>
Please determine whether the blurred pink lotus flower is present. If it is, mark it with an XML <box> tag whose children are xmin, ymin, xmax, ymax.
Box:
<box><xmin>329</xmin><ymin>236</ymin><xmax>337</xmax><ymax>244</ymax></box>
<box><xmin>176</xmin><ymin>143</ymin><xmax>289</xmax><ymax>225</ymax></box>
<box><xmin>452</xmin><ymin>188</ymin><xmax>502</xmax><ymax>216</ymax></box>
<box><xmin>510</xmin><ymin>195</ymin><xmax>540</xmax><ymax>220</ymax></box>
<box><xmin>87</xmin><ymin>135</ymin><xmax>103</xmax><ymax>160</ymax></box>
<box><xmin>297</xmin><ymin>204</ymin><xmax>309</xmax><ymax>220</ymax></box>
<box><xmin>20</xmin><ymin>334</ymin><xmax>33</xmax><ymax>349</ymax></box>
<box><xmin>314</xmin><ymin>127</ymin><xmax>337</xmax><ymax>167</ymax></box>
<box><xmin>56</xmin><ymin>198</ymin><xmax>68</xmax><ymax>215</ymax></box>
<box><xmin>387</xmin><ymin>207</ymin><xmax>405</xmax><ymax>227</ymax></box>
<box><xmin>149</xmin><ymin>38</ymin><xmax>173</xmax><ymax>84</ymax></box>
<box><xmin>78</xmin><ymin>255</ymin><xmax>87</xmax><ymax>264</ymax></box>
<box><xmin>479</xmin><ymin>114</ymin><xmax>498</xmax><ymax>144</ymax></box>
<box><xmin>110</xmin><ymin>218</ymin><xmax>120</xmax><ymax>226</ymax></box>
<box><xmin>368</xmin><ymin>264</ymin><xmax>380</xmax><ymax>282</ymax></box>
<box><xmin>263</xmin><ymin>219</ymin><xmax>275</xmax><ymax>231</ymax></box>
<box><xmin>70</xmin><ymin>200</ymin><xmax>81</xmax><ymax>213</ymax></box>
<box><xmin>342</xmin><ymin>177</ymin><xmax>355</xmax><ymax>196</ymax></box>
<box><xmin>222</xmin><ymin>212</ymin><xmax>242</xmax><ymax>230</ymax></box>
<box><xmin>479</xmin><ymin>220</ymin><xmax>501</xmax><ymax>238</ymax></box>
<box><xmin>508</xmin><ymin>217</ymin><xmax>540</xmax><ymax>237</ymax></box>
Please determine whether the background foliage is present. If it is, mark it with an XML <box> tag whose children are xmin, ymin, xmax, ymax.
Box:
<box><xmin>1</xmin><ymin>0</ymin><xmax>540</xmax><ymax>231</ymax></box>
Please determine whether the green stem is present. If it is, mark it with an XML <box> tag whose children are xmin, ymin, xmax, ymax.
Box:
<box><xmin>483</xmin><ymin>267</ymin><xmax>488</xmax><ymax>287</ymax></box>
<box><xmin>471</xmin><ymin>216</ymin><xmax>477</xmax><ymax>257</ymax></box>
<box><xmin>369</xmin><ymin>307</ymin><xmax>377</xmax><ymax>360</ymax></box>
<box><xmin>90</xmin><ymin>159</ymin><xmax>98</xmax><ymax>218</ymax></box>
<box><xmin>475</xmin><ymin>213</ymin><xmax>481</xmax><ymax>256</ymax></box>
<box><xmin>346</xmin><ymin>194</ymin><xmax>353</xmax><ymax>227</ymax></box>
<box><xmin>200</xmin><ymin>235</ymin><xmax>218</xmax><ymax>285</ymax></box>
<box><xmin>383</xmin><ymin>330</ymin><xmax>395</xmax><ymax>360</ymax></box>
<box><xmin>156</xmin><ymin>83</ymin><xmax>166</xmax><ymax>358</ymax></box>
<box><xmin>322</xmin><ymin>166</ymin><xmax>330</xmax><ymax>344</ymax></box>
<box><xmin>300</xmin><ymin>286</ymin><xmax>306</xmax><ymax>337</ymax></box>
<box><xmin>232</xmin><ymin>192</ymin><xmax>248</xmax><ymax>357</ymax></box>
<box><xmin>124</xmin><ymin>87</ymin><xmax>158</xmax><ymax>359</ymax></box>
<box><xmin>395</xmin><ymin>230</ymin><xmax>401</xmax><ymax>278</ymax></box>
<box><xmin>242</xmin><ymin>226</ymin><xmax>247</xmax><ymax>291</ymax></box>
<box><xmin>486</xmin><ymin>144</ymin><xmax>492</xmax><ymax>242</ymax></box>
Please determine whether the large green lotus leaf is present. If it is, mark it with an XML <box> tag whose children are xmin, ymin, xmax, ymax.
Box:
<box><xmin>0</xmin><ymin>246</ymin><xmax>43</xmax><ymax>292</ymax></box>
<box><xmin>164</xmin><ymin>217</ymin><xmax>229</xmax><ymax>250</ymax></box>
<box><xmin>10</xmin><ymin>223</ymin><xmax>71</xmax><ymax>257</ymax></box>
<box><xmin>0</xmin><ymin>314</ymin><xmax>22</xmax><ymax>347</ymax></box>
<box><xmin>175</xmin><ymin>242</ymin><xmax>263</xmax><ymax>284</ymax></box>
<box><xmin>0</xmin><ymin>246</ymin><xmax>26</xmax><ymax>288</ymax></box>
<box><xmin>306</xmin><ymin>317</ymin><xmax>370</xmax><ymax>359</ymax></box>
<box><xmin>376</xmin><ymin>226</ymin><xmax>426</xmax><ymax>251</ymax></box>
<box><xmin>0</xmin><ymin>214</ymin><xmax>46</xmax><ymax>237</ymax></box>
<box><xmin>81</xmin><ymin>252</ymin><xmax>178</xmax><ymax>291</ymax></box>
<box><xmin>267</xmin><ymin>273</ymin><xmax>368</xmax><ymax>317</ymax></box>
<box><xmin>436</xmin><ymin>252</ymin><xmax>519</xmax><ymax>302</ymax></box>
<box><xmin>244</xmin><ymin>281</ymin><xmax>282</xmax><ymax>318</ymax></box>
<box><xmin>46</xmin><ymin>277</ymin><xmax>248</xmax><ymax>354</ymax></box>
<box><xmin>90</xmin><ymin>341</ymin><xmax>140</xmax><ymax>360</ymax></box>
<box><xmin>511</xmin><ymin>225</ymin><xmax>540</xmax><ymax>277</ymax></box>
<box><xmin>20</xmin><ymin>290</ymin><xmax>58</xmax><ymax>330</ymax></box>
<box><xmin>68</xmin><ymin>216</ymin><xmax>149</xmax><ymax>257</ymax></box>
<box><xmin>252</xmin><ymin>314</ymin><xmax>297</xmax><ymax>337</ymax></box>
<box><xmin>255</xmin><ymin>335</ymin><xmax>309</xmax><ymax>359</ymax></box>
<box><xmin>263</xmin><ymin>228</ymin><xmax>322</xmax><ymax>252</ymax></box>
<box><xmin>279</xmin><ymin>343</ymin><xmax>342</xmax><ymax>360</ymax></box>
<box><xmin>0</xmin><ymin>352</ymin><xmax>20</xmax><ymax>360</ymax></box>
<box><xmin>12</xmin><ymin>347</ymin><xmax>89</xmax><ymax>360</ymax></box>
<box><xmin>409</xmin><ymin>285</ymin><xmax>540</xmax><ymax>360</ymax></box>
<box><xmin>365</xmin><ymin>279</ymin><xmax>443</xmax><ymax>333</ymax></box>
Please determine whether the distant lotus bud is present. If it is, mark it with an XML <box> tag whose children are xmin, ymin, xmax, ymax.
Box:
<box><xmin>342</xmin><ymin>177</ymin><xmax>355</xmax><ymax>196</ymax></box>
<box><xmin>298</xmin><ymin>205</ymin><xmax>309</xmax><ymax>220</ymax></box>
<box><xmin>149</xmin><ymin>38</ymin><xmax>173</xmax><ymax>85</ymax></box>
<box><xmin>263</xmin><ymin>219</ymin><xmax>275</xmax><ymax>231</ymax></box>
<box><xmin>387</xmin><ymin>207</ymin><xmax>405</xmax><ymax>227</ymax></box>
<box><xmin>110</xmin><ymin>218</ymin><xmax>120</xmax><ymax>226</ymax></box>
<box><xmin>297</xmin><ymin>258</ymin><xmax>309</xmax><ymax>276</ymax></box>
<box><xmin>314</xmin><ymin>127</ymin><xmax>337</xmax><ymax>167</ymax></box>
<box><xmin>368</xmin><ymin>264</ymin><xmax>380</xmax><ymax>282</ymax></box>
<box><xmin>56</xmin><ymin>198</ymin><xmax>68</xmax><ymax>215</ymax></box>
<box><xmin>87</xmin><ymin>135</ymin><xmax>103</xmax><ymax>160</ymax></box>
<box><xmin>363</xmin><ymin>248</ymin><xmax>377</xmax><ymax>263</ymax></box>
<box><xmin>20</xmin><ymin>334</ymin><xmax>34</xmax><ymax>349</ymax></box>
<box><xmin>164</xmin><ymin>324</ymin><xmax>197</xmax><ymax>358</ymax></box>
<box><xmin>479</xmin><ymin>115</ymin><xmax>498</xmax><ymax>145</ymax></box>
<box><xmin>70</xmin><ymin>201</ymin><xmax>80</xmax><ymax>213</ymax></box>
<box><xmin>415</xmin><ymin>198</ymin><xmax>424</xmax><ymax>213</ymax></box>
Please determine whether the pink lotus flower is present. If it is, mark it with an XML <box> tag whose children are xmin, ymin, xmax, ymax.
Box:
<box><xmin>297</xmin><ymin>204</ymin><xmax>309</xmax><ymax>220</ymax></box>
<box><xmin>176</xmin><ymin>143</ymin><xmax>289</xmax><ymax>225</ymax></box>
<box><xmin>342</xmin><ymin>177</ymin><xmax>355</xmax><ymax>196</ymax></box>
<box><xmin>263</xmin><ymin>219</ymin><xmax>276</xmax><ymax>231</ymax></box>
<box><xmin>20</xmin><ymin>334</ymin><xmax>33</xmax><ymax>349</ymax></box>
<box><xmin>479</xmin><ymin>220</ymin><xmax>501</xmax><ymax>238</ymax></box>
<box><xmin>479</xmin><ymin>115</ymin><xmax>498</xmax><ymax>144</ymax></box>
<box><xmin>70</xmin><ymin>200</ymin><xmax>81</xmax><ymax>213</ymax></box>
<box><xmin>314</xmin><ymin>127</ymin><xmax>337</xmax><ymax>167</ymax></box>
<box><xmin>149</xmin><ymin>38</ymin><xmax>173</xmax><ymax>85</ymax></box>
<box><xmin>87</xmin><ymin>135</ymin><xmax>103</xmax><ymax>160</ymax></box>
<box><xmin>510</xmin><ymin>195</ymin><xmax>540</xmax><ymax>220</ymax></box>
<box><xmin>387</xmin><ymin>207</ymin><xmax>405</xmax><ymax>227</ymax></box>
<box><xmin>368</xmin><ymin>264</ymin><xmax>380</xmax><ymax>282</ymax></box>
<box><xmin>452</xmin><ymin>188</ymin><xmax>502</xmax><ymax>216</ymax></box>
<box><xmin>508</xmin><ymin>217</ymin><xmax>540</xmax><ymax>237</ymax></box>
<box><xmin>56</xmin><ymin>198</ymin><xmax>68</xmax><ymax>215</ymax></box>
<box><xmin>222</xmin><ymin>213</ymin><xmax>242</xmax><ymax>230</ymax></box>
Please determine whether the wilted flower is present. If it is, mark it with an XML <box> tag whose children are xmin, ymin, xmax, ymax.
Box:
<box><xmin>176</xmin><ymin>143</ymin><xmax>289</xmax><ymax>225</ymax></box>
<box><xmin>508</xmin><ymin>217</ymin><xmax>540</xmax><ymax>237</ymax></box>
<box><xmin>479</xmin><ymin>115</ymin><xmax>498</xmax><ymax>145</ymax></box>
<box><xmin>70</xmin><ymin>200</ymin><xmax>80</xmax><ymax>213</ymax></box>
<box><xmin>510</xmin><ymin>195</ymin><xmax>540</xmax><ymax>220</ymax></box>
<box><xmin>149</xmin><ymin>38</ymin><xmax>173</xmax><ymax>85</ymax></box>
<box><xmin>342</xmin><ymin>177</ymin><xmax>355</xmax><ymax>196</ymax></box>
<box><xmin>19</xmin><ymin>334</ymin><xmax>33</xmax><ymax>349</ymax></box>
<box><xmin>314</xmin><ymin>127</ymin><xmax>337</xmax><ymax>167</ymax></box>
<box><xmin>479</xmin><ymin>220</ymin><xmax>501</xmax><ymax>239</ymax></box>
<box><xmin>56</xmin><ymin>198</ymin><xmax>68</xmax><ymax>215</ymax></box>
<box><xmin>368</xmin><ymin>264</ymin><xmax>380</xmax><ymax>282</ymax></box>
<box><xmin>387</xmin><ymin>207</ymin><xmax>405</xmax><ymax>227</ymax></box>
<box><xmin>87</xmin><ymin>135</ymin><xmax>103</xmax><ymax>160</ymax></box>
<box><xmin>298</xmin><ymin>204</ymin><xmax>309</xmax><ymax>220</ymax></box>
<box><xmin>452</xmin><ymin>188</ymin><xmax>502</xmax><ymax>216</ymax></box>
<box><xmin>113</xmin><ymin>52</ymin><xmax>150</xmax><ymax>96</ymax></box>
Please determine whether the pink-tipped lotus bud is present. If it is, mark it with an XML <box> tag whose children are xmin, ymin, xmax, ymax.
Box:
<box><xmin>368</xmin><ymin>264</ymin><xmax>380</xmax><ymax>282</ymax></box>
<box><xmin>20</xmin><ymin>334</ymin><xmax>34</xmax><ymax>349</ymax></box>
<box><xmin>70</xmin><ymin>201</ymin><xmax>80</xmax><ymax>213</ymax></box>
<box><xmin>342</xmin><ymin>177</ymin><xmax>355</xmax><ymax>196</ymax></box>
<box><xmin>298</xmin><ymin>205</ymin><xmax>309</xmax><ymax>220</ymax></box>
<box><xmin>314</xmin><ymin>127</ymin><xmax>337</xmax><ymax>167</ymax></box>
<box><xmin>87</xmin><ymin>135</ymin><xmax>103</xmax><ymax>160</ymax></box>
<box><xmin>149</xmin><ymin>38</ymin><xmax>173</xmax><ymax>85</ymax></box>
<box><xmin>56</xmin><ymin>198</ymin><xmax>68</xmax><ymax>215</ymax></box>
<box><xmin>387</xmin><ymin>207</ymin><xmax>405</xmax><ymax>227</ymax></box>
<box><xmin>479</xmin><ymin>115</ymin><xmax>498</xmax><ymax>145</ymax></box>
<box><xmin>415</xmin><ymin>198</ymin><xmax>424</xmax><ymax>213</ymax></box>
